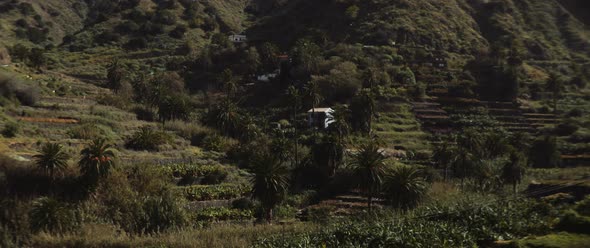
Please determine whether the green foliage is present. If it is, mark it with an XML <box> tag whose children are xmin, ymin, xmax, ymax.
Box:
<box><xmin>201</xmin><ymin>134</ymin><xmax>236</xmax><ymax>153</ymax></box>
<box><xmin>575</xmin><ymin>196</ymin><xmax>590</xmax><ymax>217</ymax></box>
<box><xmin>345</xmin><ymin>5</ymin><xmax>360</xmax><ymax>20</ymax></box>
<box><xmin>33</xmin><ymin>143</ymin><xmax>69</xmax><ymax>180</ymax></box>
<box><xmin>125</xmin><ymin>126</ymin><xmax>170</xmax><ymax>151</ymax></box>
<box><xmin>555</xmin><ymin>209</ymin><xmax>590</xmax><ymax>234</ymax></box>
<box><xmin>67</xmin><ymin>123</ymin><xmax>114</xmax><ymax>140</ymax></box>
<box><xmin>529</xmin><ymin>136</ymin><xmax>562</xmax><ymax>168</ymax></box>
<box><xmin>255</xmin><ymin>198</ymin><xmax>552</xmax><ymax>247</ymax></box>
<box><xmin>1</xmin><ymin>121</ymin><xmax>19</xmax><ymax>138</ymax></box>
<box><xmin>518</xmin><ymin>232</ymin><xmax>590</xmax><ymax>248</ymax></box>
<box><xmin>502</xmin><ymin>150</ymin><xmax>527</xmax><ymax>192</ymax></box>
<box><xmin>79</xmin><ymin>138</ymin><xmax>117</xmax><ymax>181</ymax></box>
<box><xmin>29</xmin><ymin>197</ymin><xmax>80</xmax><ymax>234</ymax></box>
<box><xmin>383</xmin><ymin>164</ymin><xmax>428</xmax><ymax>209</ymax></box>
<box><xmin>349</xmin><ymin>139</ymin><xmax>387</xmax><ymax>208</ymax></box>
<box><xmin>181</xmin><ymin>184</ymin><xmax>249</xmax><ymax>201</ymax></box>
<box><xmin>162</xmin><ymin>163</ymin><xmax>229</xmax><ymax>185</ymax></box>
<box><xmin>158</xmin><ymin>93</ymin><xmax>192</xmax><ymax>123</ymax></box>
<box><xmin>0</xmin><ymin>71</ymin><xmax>40</xmax><ymax>106</ymax></box>
<box><xmin>194</xmin><ymin>207</ymin><xmax>253</xmax><ymax>222</ymax></box>
<box><xmin>249</xmin><ymin>153</ymin><xmax>290</xmax><ymax>223</ymax></box>
<box><xmin>139</xmin><ymin>192</ymin><xmax>188</xmax><ymax>234</ymax></box>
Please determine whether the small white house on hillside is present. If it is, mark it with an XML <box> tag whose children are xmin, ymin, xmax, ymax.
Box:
<box><xmin>229</xmin><ymin>34</ymin><xmax>247</xmax><ymax>43</ymax></box>
<box><xmin>308</xmin><ymin>108</ymin><xmax>334</xmax><ymax>129</ymax></box>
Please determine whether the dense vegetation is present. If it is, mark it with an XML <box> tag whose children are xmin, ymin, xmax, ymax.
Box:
<box><xmin>0</xmin><ymin>0</ymin><xmax>589</xmax><ymax>247</ymax></box>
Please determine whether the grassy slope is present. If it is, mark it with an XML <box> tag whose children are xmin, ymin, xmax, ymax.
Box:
<box><xmin>519</xmin><ymin>232</ymin><xmax>590</xmax><ymax>248</ymax></box>
<box><xmin>0</xmin><ymin>0</ymin><xmax>87</xmax><ymax>47</ymax></box>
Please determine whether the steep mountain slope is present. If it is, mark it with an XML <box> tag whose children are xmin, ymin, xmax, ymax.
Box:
<box><xmin>248</xmin><ymin>0</ymin><xmax>590</xmax><ymax>60</ymax></box>
<box><xmin>0</xmin><ymin>0</ymin><xmax>88</xmax><ymax>46</ymax></box>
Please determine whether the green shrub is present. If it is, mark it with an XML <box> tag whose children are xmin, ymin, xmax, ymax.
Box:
<box><xmin>1</xmin><ymin>122</ymin><xmax>19</xmax><ymax>138</ymax></box>
<box><xmin>202</xmin><ymin>134</ymin><xmax>236</xmax><ymax>152</ymax></box>
<box><xmin>555</xmin><ymin>210</ymin><xmax>590</xmax><ymax>234</ymax></box>
<box><xmin>194</xmin><ymin>207</ymin><xmax>253</xmax><ymax>222</ymax></box>
<box><xmin>553</xmin><ymin>122</ymin><xmax>580</xmax><ymax>136</ymax></box>
<box><xmin>232</xmin><ymin>197</ymin><xmax>255</xmax><ymax>210</ymax></box>
<box><xmin>125</xmin><ymin>126</ymin><xmax>171</xmax><ymax>151</ymax></box>
<box><xmin>575</xmin><ymin>196</ymin><xmax>590</xmax><ymax>217</ymax></box>
<box><xmin>256</xmin><ymin>198</ymin><xmax>552</xmax><ymax>247</ymax></box>
<box><xmin>303</xmin><ymin>206</ymin><xmax>334</xmax><ymax>224</ymax></box>
<box><xmin>180</xmin><ymin>184</ymin><xmax>248</xmax><ymax>201</ymax></box>
<box><xmin>67</xmin><ymin>123</ymin><xmax>114</xmax><ymax>140</ymax></box>
<box><xmin>139</xmin><ymin>192</ymin><xmax>188</xmax><ymax>234</ymax></box>
<box><xmin>0</xmin><ymin>72</ymin><xmax>40</xmax><ymax>106</ymax></box>
<box><xmin>29</xmin><ymin>197</ymin><xmax>80</xmax><ymax>234</ymax></box>
<box><xmin>163</xmin><ymin>164</ymin><xmax>230</xmax><ymax>185</ymax></box>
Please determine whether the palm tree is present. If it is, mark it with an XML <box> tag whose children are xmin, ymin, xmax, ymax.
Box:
<box><xmin>107</xmin><ymin>59</ymin><xmax>124</xmax><ymax>92</ymax></box>
<box><xmin>79</xmin><ymin>138</ymin><xmax>117</xmax><ymax>180</ymax></box>
<box><xmin>502</xmin><ymin>151</ymin><xmax>527</xmax><ymax>193</ymax></box>
<box><xmin>249</xmin><ymin>153</ymin><xmax>290</xmax><ymax>224</ymax></box>
<box><xmin>432</xmin><ymin>141</ymin><xmax>455</xmax><ymax>181</ymax></box>
<box><xmin>210</xmin><ymin>99</ymin><xmax>242</xmax><ymax>137</ymax></box>
<box><xmin>350</xmin><ymin>140</ymin><xmax>387</xmax><ymax>210</ymax></box>
<box><xmin>328</xmin><ymin>105</ymin><xmax>351</xmax><ymax>145</ymax></box>
<box><xmin>303</xmin><ymin>80</ymin><xmax>323</xmax><ymax>120</ymax></box>
<box><xmin>219</xmin><ymin>69</ymin><xmax>238</xmax><ymax>99</ymax></box>
<box><xmin>33</xmin><ymin>143</ymin><xmax>69</xmax><ymax>181</ymax></box>
<box><xmin>453</xmin><ymin>147</ymin><xmax>475</xmax><ymax>188</ymax></box>
<box><xmin>352</xmin><ymin>89</ymin><xmax>376</xmax><ymax>135</ymax></box>
<box><xmin>383</xmin><ymin>165</ymin><xmax>428</xmax><ymax>210</ymax></box>
<box><xmin>286</xmin><ymin>86</ymin><xmax>301</xmax><ymax>167</ymax></box>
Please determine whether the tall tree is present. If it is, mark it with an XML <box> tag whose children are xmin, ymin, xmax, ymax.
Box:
<box><xmin>107</xmin><ymin>60</ymin><xmax>125</xmax><ymax>92</ymax></box>
<box><xmin>304</xmin><ymin>81</ymin><xmax>323</xmax><ymax>112</ymax></box>
<box><xmin>286</xmin><ymin>86</ymin><xmax>301</xmax><ymax>167</ymax></box>
<box><xmin>502</xmin><ymin>150</ymin><xmax>527</xmax><ymax>193</ymax></box>
<box><xmin>34</xmin><ymin>143</ymin><xmax>69</xmax><ymax>181</ymax></box>
<box><xmin>303</xmin><ymin>81</ymin><xmax>323</xmax><ymax>132</ymax></box>
<box><xmin>432</xmin><ymin>141</ymin><xmax>456</xmax><ymax>181</ymax></box>
<box><xmin>453</xmin><ymin>147</ymin><xmax>475</xmax><ymax>187</ymax></box>
<box><xmin>350</xmin><ymin>140</ymin><xmax>387</xmax><ymax>210</ymax></box>
<box><xmin>79</xmin><ymin>138</ymin><xmax>117</xmax><ymax>181</ymax></box>
<box><xmin>249</xmin><ymin>153</ymin><xmax>290</xmax><ymax>224</ymax></box>
<box><xmin>328</xmin><ymin>104</ymin><xmax>351</xmax><ymax>145</ymax></box>
<box><xmin>28</xmin><ymin>48</ymin><xmax>45</xmax><ymax>70</ymax></box>
<box><xmin>158</xmin><ymin>93</ymin><xmax>191</xmax><ymax>124</ymax></box>
<box><xmin>218</xmin><ymin>69</ymin><xmax>238</xmax><ymax>100</ymax></box>
<box><xmin>351</xmin><ymin>89</ymin><xmax>376</xmax><ymax>135</ymax></box>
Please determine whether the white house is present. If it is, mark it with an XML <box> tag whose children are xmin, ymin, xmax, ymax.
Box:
<box><xmin>307</xmin><ymin>108</ymin><xmax>334</xmax><ymax>129</ymax></box>
<box><xmin>228</xmin><ymin>34</ymin><xmax>247</xmax><ymax>43</ymax></box>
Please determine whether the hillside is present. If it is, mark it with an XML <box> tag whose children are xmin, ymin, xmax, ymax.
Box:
<box><xmin>1</xmin><ymin>0</ymin><xmax>590</xmax><ymax>247</ymax></box>
<box><xmin>249</xmin><ymin>0</ymin><xmax>590</xmax><ymax>61</ymax></box>
<box><xmin>0</xmin><ymin>0</ymin><xmax>87</xmax><ymax>47</ymax></box>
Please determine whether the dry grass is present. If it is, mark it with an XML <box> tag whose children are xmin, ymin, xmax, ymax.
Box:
<box><xmin>31</xmin><ymin>222</ymin><xmax>317</xmax><ymax>248</ymax></box>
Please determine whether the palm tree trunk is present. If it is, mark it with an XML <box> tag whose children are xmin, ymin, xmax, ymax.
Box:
<box><xmin>266</xmin><ymin>208</ymin><xmax>273</xmax><ymax>224</ymax></box>
<box><xmin>513</xmin><ymin>182</ymin><xmax>517</xmax><ymax>194</ymax></box>
<box><xmin>367</xmin><ymin>192</ymin><xmax>373</xmax><ymax>211</ymax></box>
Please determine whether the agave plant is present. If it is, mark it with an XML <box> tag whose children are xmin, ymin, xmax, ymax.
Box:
<box><xmin>29</xmin><ymin>197</ymin><xmax>78</xmax><ymax>234</ymax></box>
